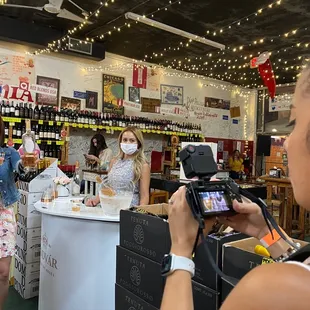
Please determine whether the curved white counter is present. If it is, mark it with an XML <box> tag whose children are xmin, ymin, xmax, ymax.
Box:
<box><xmin>35</xmin><ymin>197</ymin><xmax>119</xmax><ymax>310</ymax></box>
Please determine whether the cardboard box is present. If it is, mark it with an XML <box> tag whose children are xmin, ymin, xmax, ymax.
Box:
<box><xmin>222</xmin><ymin>237</ymin><xmax>309</xmax><ymax>280</ymax></box>
<box><xmin>116</xmin><ymin>246</ymin><xmax>220</xmax><ymax>310</ymax></box>
<box><xmin>120</xmin><ymin>205</ymin><xmax>171</xmax><ymax>263</ymax></box>
<box><xmin>16</xmin><ymin>223</ymin><xmax>41</xmax><ymax>263</ymax></box>
<box><xmin>192</xmin><ymin>281</ymin><xmax>219</xmax><ymax>310</ymax></box>
<box><xmin>13</xmin><ymin>255</ymin><xmax>40</xmax><ymax>299</ymax></box>
<box><xmin>115</xmin><ymin>283</ymin><xmax>158</xmax><ymax>310</ymax></box>
<box><xmin>116</xmin><ymin>246</ymin><xmax>165</xmax><ymax>308</ymax></box>
<box><xmin>221</xmin><ymin>280</ymin><xmax>234</xmax><ymax>304</ymax></box>
<box><xmin>17</xmin><ymin>159</ymin><xmax>57</xmax><ymax>193</ymax></box>
<box><xmin>17</xmin><ymin>191</ymin><xmax>42</xmax><ymax>229</ymax></box>
<box><xmin>193</xmin><ymin>232</ymin><xmax>247</xmax><ymax>291</ymax></box>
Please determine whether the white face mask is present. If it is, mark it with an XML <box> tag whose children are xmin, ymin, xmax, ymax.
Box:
<box><xmin>120</xmin><ymin>143</ymin><xmax>138</xmax><ymax>155</ymax></box>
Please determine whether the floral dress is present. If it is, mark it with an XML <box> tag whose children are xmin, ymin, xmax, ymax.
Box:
<box><xmin>0</xmin><ymin>192</ymin><xmax>17</xmax><ymax>258</ymax></box>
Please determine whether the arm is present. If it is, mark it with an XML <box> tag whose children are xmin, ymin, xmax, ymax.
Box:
<box><xmin>9</xmin><ymin>147</ymin><xmax>23</xmax><ymax>174</ymax></box>
<box><xmin>139</xmin><ymin>163</ymin><xmax>150</xmax><ymax>205</ymax></box>
<box><xmin>221</xmin><ymin>263</ymin><xmax>310</xmax><ymax>310</ymax></box>
<box><xmin>161</xmin><ymin>271</ymin><xmax>193</xmax><ymax>310</ymax></box>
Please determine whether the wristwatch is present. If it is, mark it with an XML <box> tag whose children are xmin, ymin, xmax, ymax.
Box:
<box><xmin>161</xmin><ymin>254</ymin><xmax>195</xmax><ymax>277</ymax></box>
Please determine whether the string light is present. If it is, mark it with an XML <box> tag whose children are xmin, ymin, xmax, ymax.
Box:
<box><xmin>205</xmin><ymin>0</ymin><xmax>284</xmax><ymax>37</ymax></box>
<box><xmin>0</xmin><ymin>0</ymin><xmax>7</xmax><ymax>4</ymax></box>
<box><xmin>91</xmin><ymin>0</ymin><xmax>181</xmax><ymax>40</ymax></box>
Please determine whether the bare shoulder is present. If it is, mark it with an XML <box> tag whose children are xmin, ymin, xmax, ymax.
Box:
<box><xmin>142</xmin><ymin>162</ymin><xmax>150</xmax><ymax>170</ymax></box>
<box><xmin>221</xmin><ymin>263</ymin><xmax>310</xmax><ymax>310</ymax></box>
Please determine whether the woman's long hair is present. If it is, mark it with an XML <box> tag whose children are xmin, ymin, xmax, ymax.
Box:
<box><xmin>89</xmin><ymin>134</ymin><xmax>108</xmax><ymax>157</ymax></box>
<box><xmin>117</xmin><ymin>127</ymin><xmax>147</xmax><ymax>183</ymax></box>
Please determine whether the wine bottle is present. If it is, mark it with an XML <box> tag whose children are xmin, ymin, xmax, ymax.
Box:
<box><xmin>19</xmin><ymin>102</ymin><xmax>24</xmax><ymax>118</ymax></box>
<box><xmin>71</xmin><ymin>161</ymin><xmax>81</xmax><ymax>196</ymax></box>
<box><xmin>29</xmin><ymin>104</ymin><xmax>33</xmax><ymax>119</ymax></box>
<box><xmin>10</xmin><ymin>101</ymin><xmax>15</xmax><ymax>117</ymax></box>
<box><xmin>34</xmin><ymin>104</ymin><xmax>40</xmax><ymax>120</ymax></box>
<box><xmin>14</xmin><ymin>102</ymin><xmax>20</xmax><ymax>117</ymax></box>
<box><xmin>24</xmin><ymin>103</ymin><xmax>29</xmax><ymax>119</ymax></box>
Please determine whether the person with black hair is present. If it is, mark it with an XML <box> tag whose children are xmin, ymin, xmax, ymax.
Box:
<box><xmin>0</xmin><ymin>116</ymin><xmax>25</xmax><ymax>309</ymax></box>
<box><xmin>228</xmin><ymin>149</ymin><xmax>244</xmax><ymax>179</ymax></box>
<box><xmin>85</xmin><ymin>133</ymin><xmax>113</xmax><ymax>170</ymax></box>
<box><xmin>160</xmin><ymin>66</ymin><xmax>310</xmax><ymax>310</ymax></box>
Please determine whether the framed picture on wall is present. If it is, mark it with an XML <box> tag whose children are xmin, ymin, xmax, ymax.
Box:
<box><xmin>36</xmin><ymin>76</ymin><xmax>60</xmax><ymax>106</ymax></box>
<box><xmin>60</xmin><ymin>96</ymin><xmax>81</xmax><ymax>111</ymax></box>
<box><xmin>160</xmin><ymin>84</ymin><xmax>183</xmax><ymax>105</ymax></box>
<box><xmin>128</xmin><ymin>86</ymin><xmax>140</xmax><ymax>103</ymax></box>
<box><xmin>86</xmin><ymin>90</ymin><xmax>98</xmax><ymax>110</ymax></box>
<box><xmin>102</xmin><ymin>74</ymin><xmax>125</xmax><ymax>114</ymax></box>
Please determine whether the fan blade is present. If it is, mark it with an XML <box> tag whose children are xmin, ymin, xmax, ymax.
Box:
<box><xmin>57</xmin><ymin>9</ymin><xmax>92</xmax><ymax>24</ymax></box>
<box><xmin>49</xmin><ymin>0</ymin><xmax>64</xmax><ymax>10</ymax></box>
<box><xmin>2</xmin><ymin>4</ymin><xmax>43</xmax><ymax>10</ymax></box>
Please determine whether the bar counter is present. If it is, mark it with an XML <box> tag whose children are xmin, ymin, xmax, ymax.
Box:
<box><xmin>150</xmin><ymin>174</ymin><xmax>267</xmax><ymax>199</ymax></box>
<box><xmin>35</xmin><ymin>197</ymin><xmax>119</xmax><ymax>310</ymax></box>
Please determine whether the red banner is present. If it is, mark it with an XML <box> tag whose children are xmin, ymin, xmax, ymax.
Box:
<box><xmin>132</xmin><ymin>64</ymin><xmax>147</xmax><ymax>89</ymax></box>
<box><xmin>258</xmin><ymin>59</ymin><xmax>276</xmax><ymax>100</ymax></box>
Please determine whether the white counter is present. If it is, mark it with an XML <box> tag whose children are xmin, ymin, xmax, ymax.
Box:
<box><xmin>35</xmin><ymin>197</ymin><xmax>119</xmax><ymax>310</ymax></box>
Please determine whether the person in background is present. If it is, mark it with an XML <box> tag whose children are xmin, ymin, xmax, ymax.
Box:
<box><xmin>86</xmin><ymin>127</ymin><xmax>150</xmax><ymax>207</ymax></box>
<box><xmin>160</xmin><ymin>65</ymin><xmax>310</xmax><ymax>310</ymax></box>
<box><xmin>0</xmin><ymin>116</ymin><xmax>25</xmax><ymax>309</ymax></box>
<box><xmin>228</xmin><ymin>149</ymin><xmax>244</xmax><ymax>179</ymax></box>
<box><xmin>85</xmin><ymin>133</ymin><xmax>113</xmax><ymax>170</ymax></box>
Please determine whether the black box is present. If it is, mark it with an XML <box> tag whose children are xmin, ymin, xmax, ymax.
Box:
<box><xmin>120</xmin><ymin>205</ymin><xmax>171</xmax><ymax>263</ymax></box>
<box><xmin>116</xmin><ymin>246</ymin><xmax>165</xmax><ymax>308</ymax></box>
<box><xmin>192</xmin><ymin>281</ymin><xmax>219</xmax><ymax>310</ymax></box>
<box><xmin>193</xmin><ymin>232</ymin><xmax>247</xmax><ymax>291</ymax></box>
<box><xmin>115</xmin><ymin>283</ymin><xmax>158</xmax><ymax>310</ymax></box>
<box><xmin>221</xmin><ymin>280</ymin><xmax>234</xmax><ymax>304</ymax></box>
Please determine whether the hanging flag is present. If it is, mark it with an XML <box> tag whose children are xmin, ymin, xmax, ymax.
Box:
<box><xmin>250</xmin><ymin>52</ymin><xmax>276</xmax><ymax>100</ymax></box>
<box><xmin>132</xmin><ymin>64</ymin><xmax>147</xmax><ymax>89</ymax></box>
<box><xmin>258</xmin><ymin>59</ymin><xmax>276</xmax><ymax>100</ymax></box>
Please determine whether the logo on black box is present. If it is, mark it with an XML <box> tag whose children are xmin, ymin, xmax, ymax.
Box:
<box><xmin>130</xmin><ymin>266</ymin><xmax>141</xmax><ymax>286</ymax></box>
<box><xmin>133</xmin><ymin>225</ymin><xmax>144</xmax><ymax>245</ymax></box>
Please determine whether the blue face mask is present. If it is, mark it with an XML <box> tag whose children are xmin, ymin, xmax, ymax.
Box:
<box><xmin>120</xmin><ymin>143</ymin><xmax>138</xmax><ymax>155</ymax></box>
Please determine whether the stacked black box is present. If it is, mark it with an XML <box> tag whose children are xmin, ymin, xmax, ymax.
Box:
<box><xmin>116</xmin><ymin>204</ymin><xmax>248</xmax><ymax>310</ymax></box>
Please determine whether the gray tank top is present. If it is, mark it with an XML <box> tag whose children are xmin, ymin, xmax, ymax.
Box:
<box><xmin>108</xmin><ymin>159</ymin><xmax>140</xmax><ymax>207</ymax></box>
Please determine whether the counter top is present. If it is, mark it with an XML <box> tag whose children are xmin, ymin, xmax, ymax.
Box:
<box><xmin>34</xmin><ymin>197</ymin><xmax>119</xmax><ymax>222</ymax></box>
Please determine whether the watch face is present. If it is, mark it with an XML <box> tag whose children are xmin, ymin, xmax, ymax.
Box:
<box><xmin>161</xmin><ymin>254</ymin><xmax>172</xmax><ymax>275</ymax></box>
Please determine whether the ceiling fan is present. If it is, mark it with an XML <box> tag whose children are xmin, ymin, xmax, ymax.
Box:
<box><xmin>2</xmin><ymin>0</ymin><xmax>93</xmax><ymax>24</ymax></box>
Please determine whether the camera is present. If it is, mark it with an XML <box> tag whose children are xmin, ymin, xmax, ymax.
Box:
<box><xmin>180</xmin><ymin>144</ymin><xmax>242</xmax><ymax>223</ymax></box>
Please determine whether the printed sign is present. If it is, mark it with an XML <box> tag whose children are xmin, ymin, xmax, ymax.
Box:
<box><xmin>30</xmin><ymin>84</ymin><xmax>58</xmax><ymax>96</ymax></box>
<box><xmin>269</xmin><ymin>94</ymin><xmax>292</xmax><ymax>112</ymax></box>
<box><xmin>73</xmin><ymin>91</ymin><xmax>87</xmax><ymax>99</ymax></box>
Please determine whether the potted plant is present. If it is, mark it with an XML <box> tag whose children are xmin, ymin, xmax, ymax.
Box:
<box><xmin>53</xmin><ymin>176</ymin><xmax>71</xmax><ymax>197</ymax></box>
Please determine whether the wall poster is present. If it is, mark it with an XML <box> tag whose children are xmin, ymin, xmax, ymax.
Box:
<box><xmin>147</xmin><ymin>67</ymin><xmax>161</xmax><ymax>91</ymax></box>
<box><xmin>102</xmin><ymin>74</ymin><xmax>124</xmax><ymax>114</ymax></box>
<box><xmin>205</xmin><ymin>97</ymin><xmax>230</xmax><ymax>110</ymax></box>
<box><xmin>128</xmin><ymin>86</ymin><xmax>140</xmax><ymax>103</ymax></box>
<box><xmin>160</xmin><ymin>84</ymin><xmax>183</xmax><ymax>105</ymax></box>
<box><xmin>36</xmin><ymin>76</ymin><xmax>60</xmax><ymax>106</ymax></box>
<box><xmin>85</xmin><ymin>90</ymin><xmax>98</xmax><ymax>110</ymax></box>
<box><xmin>0</xmin><ymin>54</ymin><xmax>36</xmax><ymax>102</ymax></box>
<box><xmin>60</xmin><ymin>96</ymin><xmax>81</xmax><ymax>111</ymax></box>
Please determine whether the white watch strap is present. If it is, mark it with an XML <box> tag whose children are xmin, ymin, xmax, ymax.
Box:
<box><xmin>171</xmin><ymin>254</ymin><xmax>195</xmax><ymax>277</ymax></box>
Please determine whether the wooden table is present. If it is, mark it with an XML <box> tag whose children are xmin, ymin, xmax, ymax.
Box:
<box><xmin>82</xmin><ymin>169</ymin><xmax>107</xmax><ymax>196</ymax></box>
<box><xmin>261</xmin><ymin>176</ymin><xmax>305</xmax><ymax>238</ymax></box>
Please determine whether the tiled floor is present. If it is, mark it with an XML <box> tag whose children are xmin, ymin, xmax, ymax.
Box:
<box><xmin>4</xmin><ymin>287</ymin><xmax>38</xmax><ymax>310</ymax></box>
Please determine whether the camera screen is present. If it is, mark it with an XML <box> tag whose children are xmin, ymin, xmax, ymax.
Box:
<box><xmin>199</xmin><ymin>191</ymin><xmax>231</xmax><ymax>213</ymax></box>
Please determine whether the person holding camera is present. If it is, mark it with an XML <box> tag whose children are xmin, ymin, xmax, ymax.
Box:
<box><xmin>160</xmin><ymin>67</ymin><xmax>310</xmax><ymax>310</ymax></box>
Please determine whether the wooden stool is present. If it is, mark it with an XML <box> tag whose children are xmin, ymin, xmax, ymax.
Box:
<box><xmin>150</xmin><ymin>190</ymin><xmax>169</xmax><ymax>204</ymax></box>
